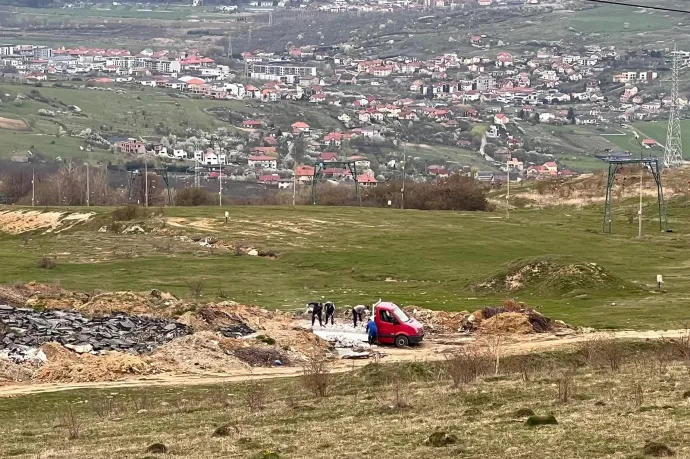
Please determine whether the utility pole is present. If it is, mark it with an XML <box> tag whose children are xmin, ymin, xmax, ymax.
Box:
<box><xmin>228</xmin><ymin>33</ymin><xmax>232</xmax><ymax>59</ymax></box>
<box><xmin>144</xmin><ymin>155</ymin><xmax>148</xmax><ymax>208</ymax></box>
<box><xmin>401</xmin><ymin>142</ymin><xmax>406</xmax><ymax>210</ymax></box>
<box><xmin>86</xmin><ymin>162</ymin><xmax>90</xmax><ymax>207</ymax></box>
<box><xmin>31</xmin><ymin>164</ymin><xmax>35</xmax><ymax>207</ymax></box>
<box><xmin>506</xmin><ymin>162</ymin><xmax>510</xmax><ymax>219</ymax></box>
<box><xmin>219</xmin><ymin>165</ymin><xmax>223</xmax><ymax>206</ymax></box>
<box><xmin>292</xmin><ymin>161</ymin><xmax>297</xmax><ymax>206</ymax></box>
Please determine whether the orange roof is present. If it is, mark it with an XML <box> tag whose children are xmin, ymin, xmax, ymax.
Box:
<box><xmin>185</xmin><ymin>78</ymin><xmax>205</xmax><ymax>86</ymax></box>
<box><xmin>357</xmin><ymin>174</ymin><xmax>377</xmax><ymax>183</ymax></box>
<box><xmin>292</xmin><ymin>121</ymin><xmax>310</xmax><ymax>128</ymax></box>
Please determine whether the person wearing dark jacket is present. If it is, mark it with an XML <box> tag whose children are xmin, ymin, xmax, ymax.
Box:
<box><xmin>324</xmin><ymin>301</ymin><xmax>335</xmax><ymax>325</ymax></box>
<box><xmin>307</xmin><ymin>302</ymin><xmax>324</xmax><ymax>327</ymax></box>
<box><xmin>352</xmin><ymin>304</ymin><xmax>368</xmax><ymax>327</ymax></box>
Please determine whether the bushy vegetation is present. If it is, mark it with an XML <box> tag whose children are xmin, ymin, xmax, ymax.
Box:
<box><xmin>175</xmin><ymin>187</ymin><xmax>217</xmax><ymax>206</ymax></box>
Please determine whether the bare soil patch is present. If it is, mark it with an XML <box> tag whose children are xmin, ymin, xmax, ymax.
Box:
<box><xmin>0</xmin><ymin>116</ymin><xmax>29</xmax><ymax>131</ymax></box>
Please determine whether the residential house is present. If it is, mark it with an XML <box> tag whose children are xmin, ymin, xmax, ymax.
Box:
<box><xmin>357</xmin><ymin>174</ymin><xmax>378</xmax><ymax>187</ymax></box>
<box><xmin>291</xmin><ymin>121</ymin><xmax>311</xmax><ymax>134</ymax></box>
<box><xmin>494</xmin><ymin>113</ymin><xmax>509</xmax><ymax>125</ymax></box>
<box><xmin>115</xmin><ymin>140</ymin><xmax>146</xmax><ymax>155</ymax></box>
<box><xmin>295</xmin><ymin>165</ymin><xmax>315</xmax><ymax>183</ymax></box>
<box><xmin>427</xmin><ymin>165</ymin><xmax>449</xmax><ymax>177</ymax></box>
<box><xmin>243</xmin><ymin>120</ymin><xmax>263</xmax><ymax>128</ymax></box>
<box><xmin>642</xmin><ymin>139</ymin><xmax>657</xmax><ymax>148</ymax></box>
<box><xmin>248</xmin><ymin>155</ymin><xmax>278</xmax><ymax>169</ymax></box>
<box><xmin>318</xmin><ymin>151</ymin><xmax>339</xmax><ymax>162</ymax></box>
<box><xmin>543</xmin><ymin>161</ymin><xmax>558</xmax><ymax>175</ymax></box>
<box><xmin>251</xmin><ymin>146</ymin><xmax>277</xmax><ymax>157</ymax></box>
<box><xmin>349</xmin><ymin>155</ymin><xmax>371</xmax><ymax>169</ymax></box>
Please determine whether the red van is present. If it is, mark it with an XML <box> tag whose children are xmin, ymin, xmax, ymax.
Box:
<box><xmin>373</xmin><ymin>301</ymin><xmax>424</xmax><ymax>347</ymax></box>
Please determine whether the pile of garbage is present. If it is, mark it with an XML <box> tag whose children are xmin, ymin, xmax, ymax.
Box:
<box><xmin>0</xmin><ymin>304</ymin><xmax>191</xmax><ymax>361</ymax></box>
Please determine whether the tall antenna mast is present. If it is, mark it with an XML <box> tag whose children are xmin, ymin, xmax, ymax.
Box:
<box><xmin>663</xmin><ymin>43</ymin><xmax>683</xmax><ymax>168</ymax></box>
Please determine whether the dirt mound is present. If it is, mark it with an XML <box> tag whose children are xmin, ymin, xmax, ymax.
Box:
<box><xmin>22</xmin><ymin>287</ymin><xmax>184</xmax><ymax>317</ymax></box>
<box><xmin>38</xmin><ymin>351</ymin><xmax>155</xmax><ymax>383</ymax></box>
<box><xmin>76</xmin><ymin>290</ymin><xmax>182</xmax><ymax>316</ymax></box>
<box><xmin>403</xmin><ymin>306</ymin><xmax>468</xmax><ymax>334</ymax></box>
<box><xmin>471</xmin><ymin>257</ymin><xmax>632</xmax><ymax>295</ymax></box>
<box><xmin>185</xmin><ymin>303</ymin><xmax>326</xmax><ymax>359</ymax></box>
<box><xmin>150</xmin><ymin>331</ymin><xmax>249</xmax><ymax>374</ymax></box>
<box><xmin>480</xmin><ymin>312</ymin><xmax>534</xmax><ymax>335</ymax></box>
<box><xmin>0</xmin><ymin>359</ymin><xmax>37</xmax><ymax>383</ymax></box>
<box><xmin>0</xmin><ymin>210</ymin><xmax>94</xmax><ymax>234</ymax></box>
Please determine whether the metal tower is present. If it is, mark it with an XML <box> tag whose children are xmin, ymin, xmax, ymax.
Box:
<box><xmin>663</xmin><ymin>44</ymin><xmax>683</xmax><ymax>167</ymax></box>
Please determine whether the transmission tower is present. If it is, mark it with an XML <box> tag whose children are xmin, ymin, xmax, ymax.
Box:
<box><xmin>663</xmin><ymin>44</ymin><xmax>683</xmax><ymax>167</ymax></box>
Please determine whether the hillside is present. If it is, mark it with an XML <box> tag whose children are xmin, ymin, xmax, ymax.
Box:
<box><xmin>1</xmin><ymin>198</ymin><xmax>690</xmax><ymax>329</ymax></box>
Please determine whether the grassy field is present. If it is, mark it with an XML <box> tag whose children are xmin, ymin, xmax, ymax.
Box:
<box><xmin>8</xmin><ymin>5</ymin><xmax>238</xmax><ymax>20</ymax></box>
<box><xmin>2</xmin><ymin>197</ymin><xmax>690</xmax><ymax>330</ymax></box>
<box><xmin>2</xmin><ymin>344</ymin><xmax>690</xmax><ymax>459</ymax></box>
<box><xmin>568</xmin><ymin>6</ymin><xmax>680</xmax><ymax>33</ymax></box>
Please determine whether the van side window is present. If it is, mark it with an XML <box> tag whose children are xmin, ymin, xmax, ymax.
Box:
<box><xmin>380</xmin><ymin>310</ymin><xmax>396</xmax><ymax>324</ymax></box>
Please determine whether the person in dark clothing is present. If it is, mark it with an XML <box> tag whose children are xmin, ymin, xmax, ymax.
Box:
<box><xmin>307</xmin><ymin>302</ymin><xmax>324</xmax><ymax>327</ymax></box>
<box><xmin>324</xmin><ymin>301</ymin><xmax>335</xmax><ymax>325</ymax></box>
<box><xmin>352</xmin><ymin>304</ymin><xmax>368</xmax><ymax>327</ymax></box>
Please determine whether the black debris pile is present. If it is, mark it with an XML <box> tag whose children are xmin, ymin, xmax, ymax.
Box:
<box><xmin>0</xmin><ymin>304</ymin><xmax>191</xmax><ymax>358</ymax></box>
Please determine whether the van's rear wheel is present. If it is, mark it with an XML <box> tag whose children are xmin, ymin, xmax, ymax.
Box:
<box><xmin>395</xmin><ymin>335</ymin><xmax>409</xmax><ymax>348</ymax></box>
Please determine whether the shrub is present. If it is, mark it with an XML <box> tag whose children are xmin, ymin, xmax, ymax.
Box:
<box><xmin>112</xmin><ymin>205</ymin><xmax>147</xmax><ymax>221</ymax></box>
<box><xmin>424</xmin><ymin>432</ymin><xmax>458</xmax><ymax>447</ymax></box>
<box><xmin>175</xmin><ymin>187</ymin><xmax>216</xmax><ymax>206</ymax></box>
<box><xmin>60</xmin><ymin>407</ymin><xmax>81</xmax><ymax>440</ymax></box>
<box><xmin>445</xmin><ymin>345</ymin><xmax>490</xmax><ymax>387</ymax></box>
<box><xmin>145</xmin><ymin>443</ymin><xmax>168</xmax><ymax>454</ymax></box>
<box><xmin>525</xmin><ymin>414</ymin><xmax>558</xmax><ymax>427</ymax></box>
<box><xmin>37</xmin><ymin>255</ymin><xmax>56</xmax><ymax>269</ymax></box>
<box><xmin>643</xmin><ymin>441</ymin><xmax>675</xmax><ymax>457</ymax></box>
<box><xmin>186</xmin><ymin>278</ymin><xmax>205</xmax><ymax>298</ymax></box>
<box><xmin>244</xmin><ymin>383</ymin><xmax>267</xmax><ymax>412</ymax></box>
<box><xmin>302</xmin><ymin>351</ymin><xmax>330</xmax><ymax>397</ymax></box>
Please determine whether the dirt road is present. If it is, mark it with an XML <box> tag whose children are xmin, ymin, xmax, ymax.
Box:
<box><xmin>1</xmin><ymin>328</ymin><xmax>687</xmax><ymax>397</ymax></box>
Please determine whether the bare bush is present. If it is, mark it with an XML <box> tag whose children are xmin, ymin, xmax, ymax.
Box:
<box><xmin>175</xmin><ymin>187</ymin><xmax>216</xmax><ymax>206</ymax></box>
<box><xmin>37</xmin><ymin>255</ymin><xmax>56</xmax><ymax>269</ymax></box>
<box><xmin>557</xmin><ymin>373</ymin><xmax>573</xmax><ymax>403</ymax></box>
<box><xmin>245</xmin><ymin>383</ymin><xmax>267</xmax><ymax>412</ymax></box>
<box><xmin>60</xmin><ymin>406</ymin><xmax>81</xmax><ymax>440</ymax></box>
<box><xmin>633</xmin><ymin>381</ymin><xmax>644</xmax><ymax>407</ymax></box>
<box><xmin>91</xmin><ymin>396</ymin><xmax>117</xmax><ymax>418</ymax></box>
<box><xmin>508</xmin><ymin>354</ymin><xmax>538</xmax><ymax>382</ymax></box>
<box><xmin>577</xmin><ymin>335</ymin><xmax>624</xmax><ymax>371</ymax></box>
<box><xmin>112</xmin><ymin>205</ymin><xmax>148</xmax><ymax>221</ymax></box>
<box><xmin>302</xmin><ymin>351</ymin><xmax>330</xmax><ymax>397</ymax></box>
<box><xmin>186</xmin><ymin>278</ymin><xmax>205</xmax><ymax>298</ymax></box>
<box><xmin>445</xmin><ymin>345</ymin><xmax>490</xmax><ymax>387</ymax></box>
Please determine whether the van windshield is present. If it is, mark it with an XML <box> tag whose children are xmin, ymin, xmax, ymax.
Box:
<box><xmin>393</xmin><ymin>307</ymin><xmax>410</xmax><ymax>323</ymax></box>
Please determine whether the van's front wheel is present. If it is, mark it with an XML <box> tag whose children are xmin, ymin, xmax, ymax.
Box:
<box><xmin>395</xmin><ymin>335</ymin><xmax>409</xmax><ymax>348</ymax></box>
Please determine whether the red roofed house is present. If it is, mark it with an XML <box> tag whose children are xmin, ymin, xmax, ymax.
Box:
<box><xmin>324</xmin><ymin>132</ymin><xmax>343</xmax><ymax>146</ymax></box>
<box><xmin>291</xmin><ymin>121</ymin><xmax>311</xmax><ymax>134</ymax></box>
<box><xmin>258</xmin><ymin>173</ymin><xmax>281</xmax><ymax>184</ymax></box>
<box><xmin>247</xmin><ymin>155</ymin><xmax>277</xmax><ymax>169</ymax></box>
<box><xmin>494</xmin><ymin>113</ymin><xmax>509</xmax><ymax>125</ymax></box>
<box><xmin>427</xmin><ymin>165</ymin><xmax>449</xmax><ymax>177</ymax></box>
<box><xmin>357</xmin><ymin>174</ymin><xmax>378</xmax><ymax>187</ymax></box>
<box><xmin>318</xmin><ymin>152</ymin><xmax>339</xmax><ymax>162</ymax></box>
<box><xmin>323</xmin><ymin>167</ymin><xmax>346</xmax><ymax>178</ymax></box>
<box><xmin>543</xmin><ymin>161</ymin><xmax>558</xmax><ymax>175</ymax></box>
<box><xmin>295</xmin><ymin>165</ymin><xmax>315</xmax><ymax>183</ymax></box>
<box><xmin>243</xmin><ymin>120</ymin><xmax>262</xmax><ymax>128</ymax></box>
<box><xmin>642</xmin><ymin>139</ymin><xmax>657</xmax><ymax>147</ymax></box>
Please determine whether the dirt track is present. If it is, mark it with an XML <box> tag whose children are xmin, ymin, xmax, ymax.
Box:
<box><xmin>1</xmin><ymin>329</ymin><xmax>687</xmax><ymax>397</ymax></box>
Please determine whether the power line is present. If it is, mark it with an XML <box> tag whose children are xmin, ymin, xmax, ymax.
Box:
<box><xmin>581</xmin><ymin>0</ymin><xmax>690</xmax><ymax>15</ymax></box>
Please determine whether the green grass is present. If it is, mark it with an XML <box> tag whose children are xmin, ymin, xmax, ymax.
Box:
<box><xmin>568</xmin><ymin>6</ymin><xmax>679</xmax><ymax>33</ymax></box>
<box><xmin>2</xmin><ymin>200</ymin><xmax>690</xmax><ymax>330</ymax></box>
<box><xmin>9</xmin><ymin>5</ymin><xmax>236</xmax><ymax>20</ymax></box>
